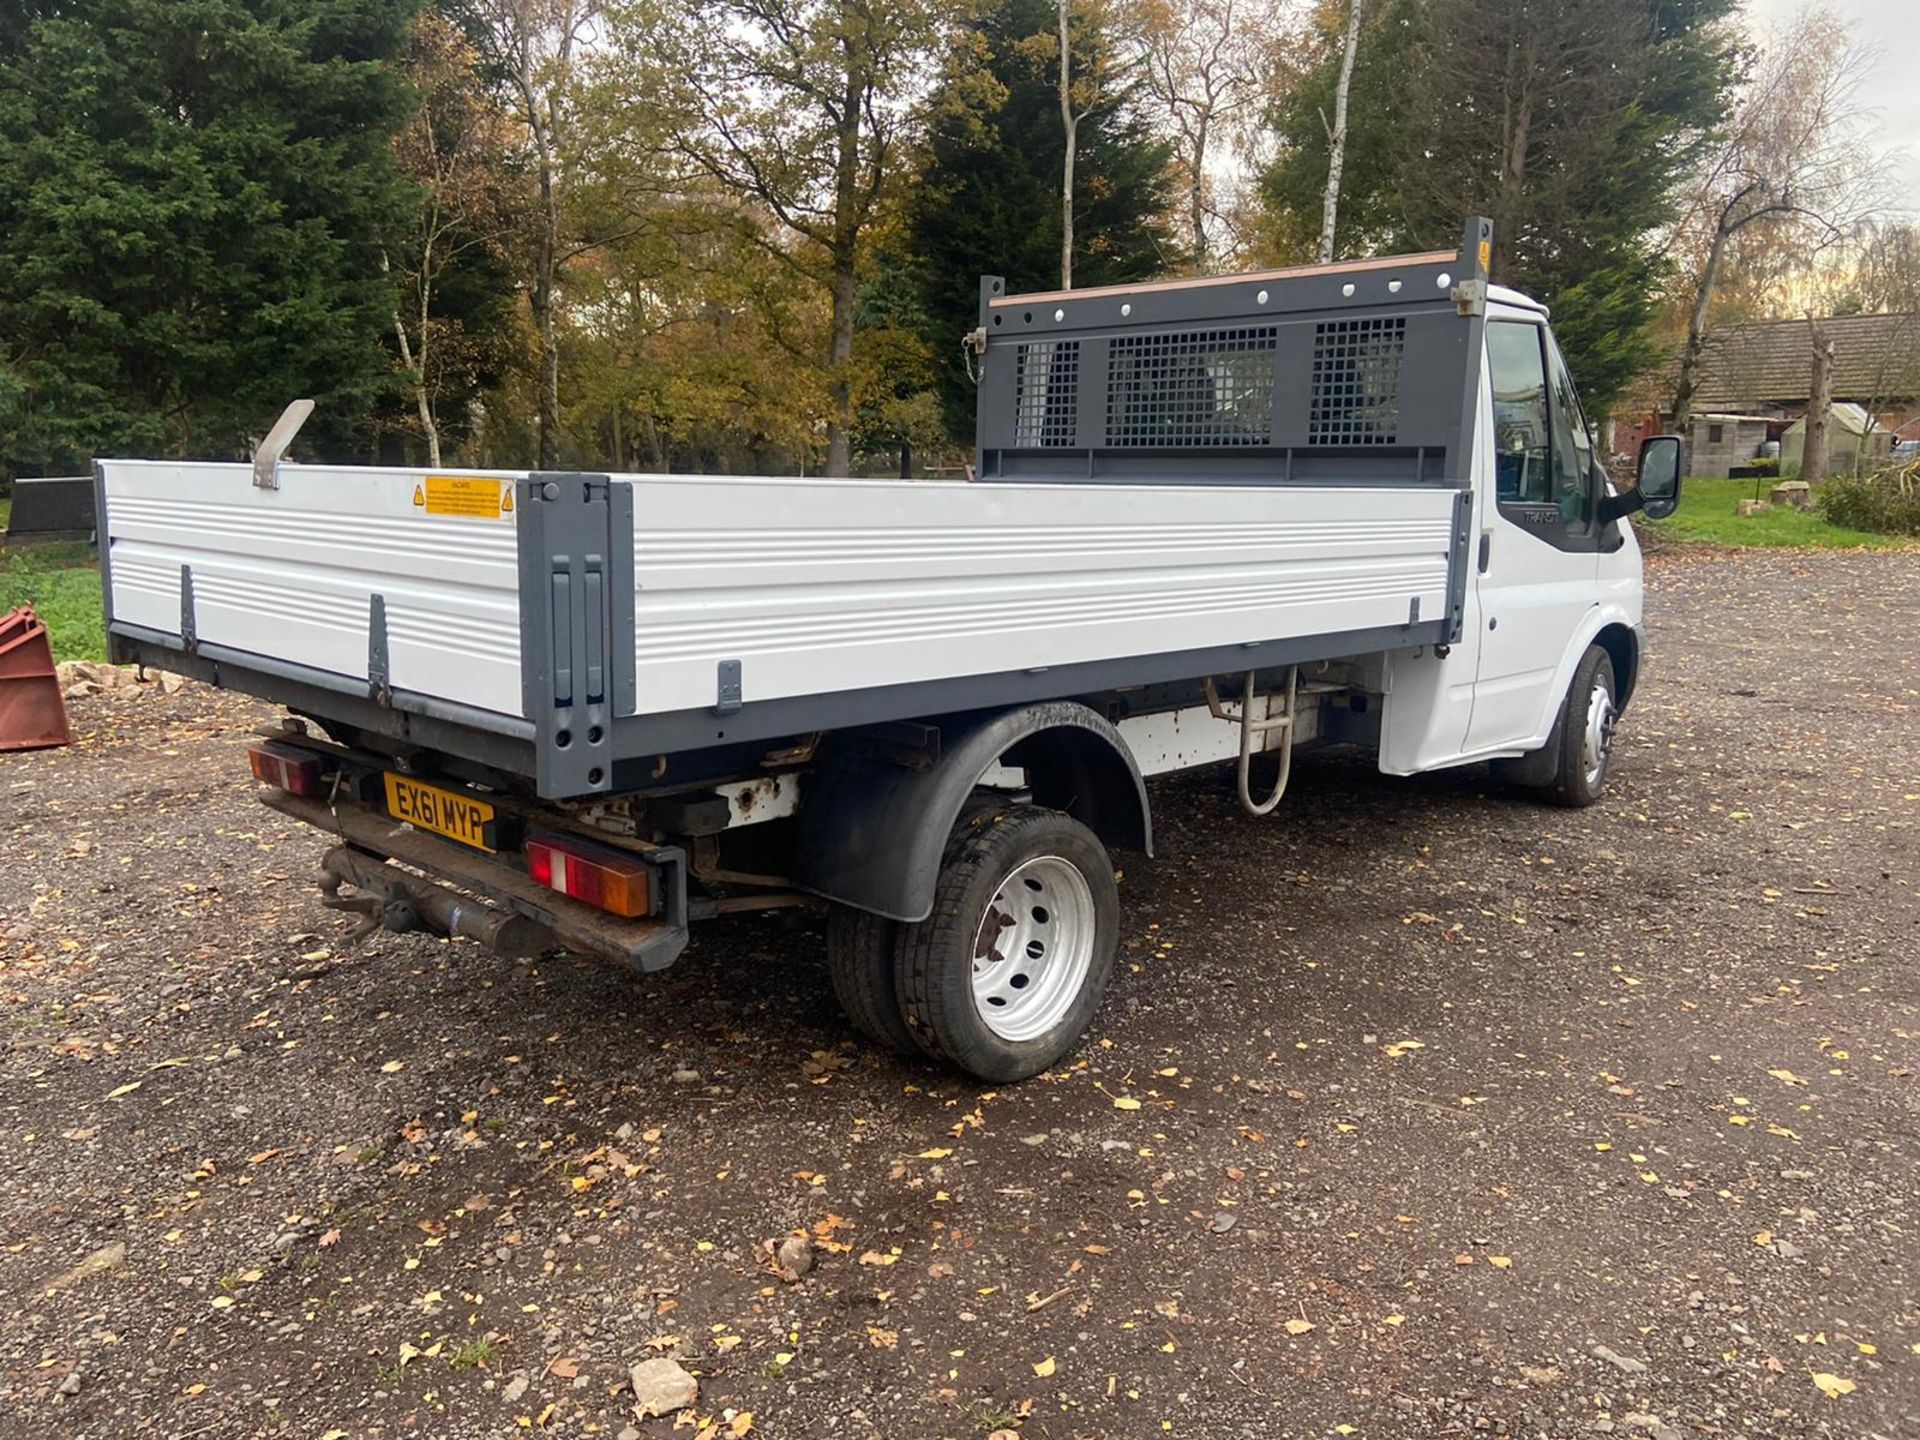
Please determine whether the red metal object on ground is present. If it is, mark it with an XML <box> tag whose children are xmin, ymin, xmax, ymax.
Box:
<box><xmin>0</xmin><ymin>605</ymin><xmax>72</xmax><ymax>751</ymax></box>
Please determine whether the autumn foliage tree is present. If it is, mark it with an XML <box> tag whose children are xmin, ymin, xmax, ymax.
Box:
<box><xmin>613</xmin><ymin>0</ymin><xmax>946</xmax><ymax>476</ymax></box>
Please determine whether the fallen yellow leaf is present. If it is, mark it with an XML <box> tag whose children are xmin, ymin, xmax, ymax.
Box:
<box><xmin>1112</xmin><ymin>1096</ymin><xmax>1142</xmax><ymax>1111</ymax></box>
<box><xmin>1033</xmin><ymin>1355</ymin><xmax>1057</xmax><ymax>1377</ymax></box>
<box><xmin>1382</xmin><ymin>1314</ymin><xmax>1407</xmax><ymax>1327</ymax></box>
<box><xmin>1284</xmin><ymin>1318</ymin><xmax>1315</xmax><ymax>1335</ymax></box>
<box><xmin>1488</xmin><ymin>1255</ymin><xmax>1512</xmax><ymax>1269</ymax></box>
<box><xmin>209</xmin><ymin>1295</ymin><xmax>234</xmax><ymax>1310</ymax></box>
<box><xmin>917</xmin><ymin>1148</ymin><xmax>953</xmax><ymax>1160</ymax></box>
<box><xmin>729</xmin><ymin>1415</ymin><xmax>754</xmax><ymax>1438</ymax></box>
<box><xmin>1811</xmin><ymin>1372</ymin><xmax>1855</xmax><ymax>1399</ymax></box>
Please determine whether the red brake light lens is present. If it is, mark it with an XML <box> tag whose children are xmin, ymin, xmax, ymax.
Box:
<box><xmin>525</xmin><ymin>834</ymin><xmax>653</xmax><ymax>918</ymax></box>
<box><xmin>248</xmin><ymin>741</ymin><xmax>325</xmax><ymax>797</ymax></box>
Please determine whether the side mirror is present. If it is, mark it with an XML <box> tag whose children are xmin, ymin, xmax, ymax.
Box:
<box><xmin>1635</xmin><ymin>435</ymin><xmax>1683</xmax><ymax>520</ymax></box>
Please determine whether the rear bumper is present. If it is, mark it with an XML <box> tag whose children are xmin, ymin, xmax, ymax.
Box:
<box><xmin>260</xmin><ymin>790</ymin><xmax>689</xmax><ymax>972</ymax></box>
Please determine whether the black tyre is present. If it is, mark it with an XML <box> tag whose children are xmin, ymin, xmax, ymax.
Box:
<box><xmin>826</xmin><ymin>906</ymin><xmax>917</xmax><ymax>1055</ymax></box>
<box><xmin>1545</xmin><ymin>645</ymin><xmax>1618</xmax><ymax>808</ymax></box>
<box><xmin>895</xmin><ymin>806</ymin><xmax>1118</xmax><ymax>1083</ymax></box>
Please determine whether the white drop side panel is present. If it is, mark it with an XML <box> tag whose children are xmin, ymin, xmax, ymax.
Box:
<box><xmin>623</xmin><ymin>474</ymin><xmax>1457</xmax><ymax>716</ymax></box>
<box><xmin>101</xmin><ymin>461</ymin><xmax>524</xmax><ymax>717</ymax></box>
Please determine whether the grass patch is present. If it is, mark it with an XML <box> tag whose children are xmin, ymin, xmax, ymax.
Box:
<box><xmin>1</xmin><ymin>543</ymin><xmax>106</xmax><ymax>661</ymax></box>
<box><xmin>1647</xmin><ymin>476</ymin><xmax>1915</xmax><ymax>550</ymax></box>
<box><xmin>448</xmin><ymin>1337</ymin><xmax>497</xmax><ymax>1371</ymax></box>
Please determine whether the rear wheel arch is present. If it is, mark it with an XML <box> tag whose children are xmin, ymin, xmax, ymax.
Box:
<box><xmin>790</xmin><ymin>702</ymin><xmax>1151</xmax><ymax>923</ymax></box>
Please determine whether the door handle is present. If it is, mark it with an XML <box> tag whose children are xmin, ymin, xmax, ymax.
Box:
<box><xmin>1477</xmin><ymin>532</ymin><xmax>1492</xmax><ymax>573</ymax></box>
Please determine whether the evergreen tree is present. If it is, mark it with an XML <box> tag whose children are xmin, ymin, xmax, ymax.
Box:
<box><xmin>0</xmin><ymin>0</ymin><xmax>419</xmax><ymax>471</ymax></box>
<box><xmin>904</xmin><ymin>0</ymin><xmax>1178</xmax><ymax>444</ymax></box>
<box><xmin>1256</xmin><ymin>0</ymin><xmax>1737</xmax><ymax>415</ymax></box>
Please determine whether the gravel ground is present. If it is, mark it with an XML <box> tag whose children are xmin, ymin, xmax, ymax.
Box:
<box><xmin>2</xmin><ymin>547</ymin><xmax>1916</xmax><ymax>1440</ymax></box>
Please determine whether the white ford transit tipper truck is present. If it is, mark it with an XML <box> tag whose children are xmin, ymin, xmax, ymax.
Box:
<box><xmin>93</xmin><ymin>217</ymin><xmax>1682</xmax><ymax>1082</ymax></box>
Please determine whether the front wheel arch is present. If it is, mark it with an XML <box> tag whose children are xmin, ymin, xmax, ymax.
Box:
<box><xmin>1593</xmin><ymin>622</ymin><xmax>1640</xmax><ymax>714</ymax></box>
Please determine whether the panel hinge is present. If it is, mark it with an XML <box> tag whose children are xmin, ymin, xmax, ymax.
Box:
<box><xmin>715</xmin><ymin>659</ymin><xmax>742</xmax><ymax>716</ymax></box>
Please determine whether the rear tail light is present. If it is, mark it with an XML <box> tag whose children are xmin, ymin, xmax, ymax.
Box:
<box><xmin>248</xmin><ymin>741</ymin><xmax>325</xmax><ymax>797</ymax></box>
<box><xmin>526</xmin><ymin>833</ymin><xmax>654</xmax><ymax>918</ymax></box>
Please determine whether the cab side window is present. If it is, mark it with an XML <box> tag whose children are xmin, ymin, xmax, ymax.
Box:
<box><xmin>1486</xmin><ymin>322</ymin><xmax>1550</xmax><ymax>504</ymax></box>
<box><xmin>1486</xmin><ymin>320</ymin><xmax>1597</xmax><ymax>548</ymax></box>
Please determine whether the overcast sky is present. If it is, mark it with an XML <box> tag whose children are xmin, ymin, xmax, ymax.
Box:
<box><xmin>1744</xmin><ymin>0</ymin><xmax>1920</xmax><ymax>203</ymax></box>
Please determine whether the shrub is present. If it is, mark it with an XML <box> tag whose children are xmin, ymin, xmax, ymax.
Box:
<box><xmin>1820</xmin><ymin>468</ymin><xmax>1920</xmax><ymax>537</ymax></box>
<box><xmin>1748</xmin><ymin>456</ymin><xmax>1780</xmax><ymax>477</ymax></box>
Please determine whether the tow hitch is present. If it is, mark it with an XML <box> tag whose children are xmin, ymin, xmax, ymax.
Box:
<box><xmin>319</xmin><ymin>846</ymin><xmax>547</xmax><ymax>957</ymax></box>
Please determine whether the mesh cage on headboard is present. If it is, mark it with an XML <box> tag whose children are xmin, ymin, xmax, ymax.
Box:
<box><xmin>977</xmin><ymin>221</ymin><xmax>1489</xmax><ymax>478</ymax></box>
<box><xmin>1106</xmin><ymin>327</ymin><xmax>1278</xmax><ymax>448</ymax></box>
<box><xmin>1013</xmin><ymin>340</ymin><xmax>1080</xmax><ymax>447</ymax></box>
<box><xmin>1308</xmin><ymin>317</ymin><xmax>1406</xmax><ymax>446</ymax></box>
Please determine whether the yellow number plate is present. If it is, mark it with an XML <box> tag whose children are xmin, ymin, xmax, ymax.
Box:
<box><xmin>383</xmin><ymin>773</ymin><xmax>496</xmax><ymax>852</ymax></box>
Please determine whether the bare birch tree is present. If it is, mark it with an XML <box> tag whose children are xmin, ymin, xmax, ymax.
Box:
<box><xmin>388</xmin><ymin>12</ymin><xmax>519</xmax><ymax>467</ymax></box>
<box><xmin>468</xmin><ymin>0</ymin><xmax>602</xmax><ymax>469</ymax></box>
<box><xmin>1127</xmin><ymin>0</ymin><xmax>1282</xmax><ymax>271</ymax></box>
<box><xmin>1669</xmin><ymin>6</ymin><xmax>1879</xmax><ymax>423</ymax></box>
<box><xmin>1317</xmin><ymin>0</ymin><xmax>1361</xmax><ymax>264</ymax></box>
<box><xmin>1059</xmin><ymin>0</ymin><xmax>1079</xmax><ymax>288</ymax></box>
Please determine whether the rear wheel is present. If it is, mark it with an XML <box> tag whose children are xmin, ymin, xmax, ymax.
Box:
<box><xmin>896</xmin><ymin>806</ymin><xmax>1118</xmax><ymax>1082</ymax></box>
<box><xmin>826</xmin><ymin>907</ymin><xmax>916</xmax><ymax>1055</ymax></box>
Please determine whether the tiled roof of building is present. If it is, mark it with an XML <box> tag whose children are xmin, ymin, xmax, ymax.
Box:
<box><xmin>1682</xmin><ymin>311</ymin><xmax>1920</xmax><ymax>412</ymax></box>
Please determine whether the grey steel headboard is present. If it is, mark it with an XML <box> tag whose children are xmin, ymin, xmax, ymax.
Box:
<box><xmin>975</xmin><ymin>217</ymin><xmax>1493</xmax><ymax>487</ymax></box>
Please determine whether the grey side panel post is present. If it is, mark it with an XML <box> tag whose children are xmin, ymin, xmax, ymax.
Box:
<box><xmin>517</xmin><ymin>472</ymin><xmax>622</xmax><ymax>798</ymax></box>
<box><xmin>791</xmin><ymin>702</ymin><xmax>1152</xmax><ymax>923</ymax></box>
<box><xmin>1447</xmin><ymin>215</ymin><xmax>1493</xmax><ymax>642</ymax></box>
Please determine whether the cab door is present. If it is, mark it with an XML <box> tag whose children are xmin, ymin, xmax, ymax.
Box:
<box><xmin>1466</xmin><ymin>320</ymin><xmax>1601</xmax><ymax>750</ymax></box>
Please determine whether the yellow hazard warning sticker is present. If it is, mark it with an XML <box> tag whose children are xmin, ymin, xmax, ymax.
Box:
<box><xmin>417</xmin><ymin>475</ymin><xmax>512</xmax><ymax>520</ymax></box>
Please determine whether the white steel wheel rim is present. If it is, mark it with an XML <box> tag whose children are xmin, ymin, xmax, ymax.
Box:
<box><xmin>1583</xmin><ymin>681</ymin><xmax>1617</xmax><ymax>788</ymax></box>
<box><xmin>970</xmin><ymin>855</ymin><xmax>1096</xmax><ymax>1043</ymax></box>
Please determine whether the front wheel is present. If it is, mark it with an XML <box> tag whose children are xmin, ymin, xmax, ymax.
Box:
<box><xmin>895</xmin><ymin>806</ymin><xmax>1119</xmax><ymax>1083</ymax></box>
<box><xmin>1545</xmin><ymin>645</ymin><xmax>1618</xmax><ymax>807</ymax></box>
